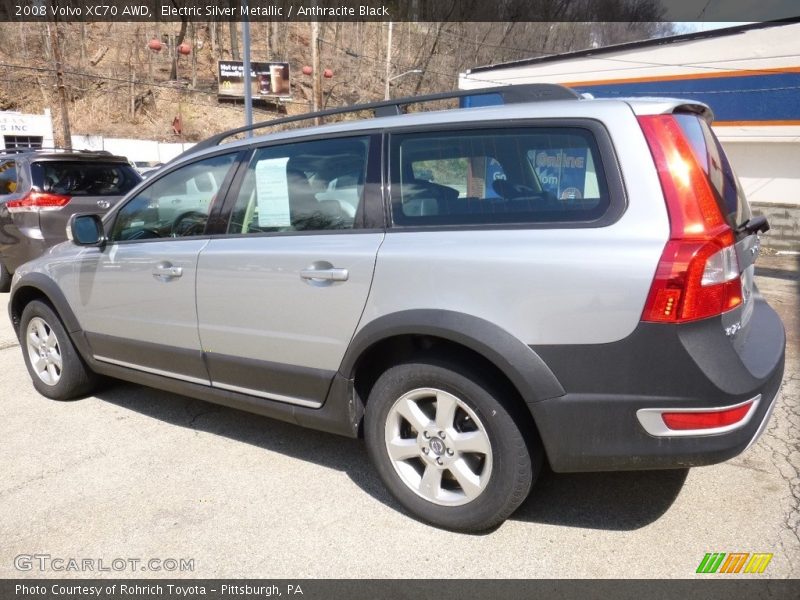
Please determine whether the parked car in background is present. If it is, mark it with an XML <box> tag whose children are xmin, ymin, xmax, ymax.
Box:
<box><xmin>0</xmin><ymin>148</ymin><xmax>142</xmax><ymax>291</ymax></box>
<box><xmin>7</xmin><ymin>85</ymin><xmax>785</xmax><ymax>532</ymax></box>
<box><xmin>132</xmin><ymin>160</ymin><xmax>164</xmax><ymax>177</ymax></box>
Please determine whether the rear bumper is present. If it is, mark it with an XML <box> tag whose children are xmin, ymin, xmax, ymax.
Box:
<box><xmin>529</xmin><ymin>297</ymin><xmax>785</xmax><ymax>472</ymax></box>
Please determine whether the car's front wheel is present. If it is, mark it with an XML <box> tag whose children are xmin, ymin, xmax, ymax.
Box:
<box><xmin>365</xmin><ymin>360</ymin><xmax>539</xmax><ymax>532</ymax></box>
<box><xmin>19</xmin><ymin>300</ymin><xmax>97</xmax><ymax>400</ymax></box>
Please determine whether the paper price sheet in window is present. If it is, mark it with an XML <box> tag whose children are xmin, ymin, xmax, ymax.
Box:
<box><xmin>255</xmin><ymin>156</ymin><xmax>292</xmax><ymax>228</ymax></box>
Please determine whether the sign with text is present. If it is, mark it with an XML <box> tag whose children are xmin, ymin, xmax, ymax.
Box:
<box><xmin>218</xmin><ymin>61</ymin><xmax>291</xmax><ymax>100</ymax></box>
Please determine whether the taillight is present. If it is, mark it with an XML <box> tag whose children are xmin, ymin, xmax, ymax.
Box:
<box><xmin>638</xmin><ymin>114</ymin><xmax>742</xmax><ymax>323</ymax></box>
<box><xmin>661</xmin><ymin>400</ymin><xmax>754</xmax><ymax>431</ymax></box>
<box><xmin>6</xmin><ymin>191</ymin><xmax>71</xmax><ymax>213</ymax></box>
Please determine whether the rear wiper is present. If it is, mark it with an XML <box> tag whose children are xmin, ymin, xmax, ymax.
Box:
<box><xmin>736</xmin><ymin>215</ymin><xmax>770</xmax><ymax>235</ymax></box>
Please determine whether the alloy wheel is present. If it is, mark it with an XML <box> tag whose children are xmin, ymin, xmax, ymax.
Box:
<box><xmin>25</xmin><ymin>317</ymin><xmax>63</xmax><ymax>386</ymax></box>
<box><xmin>384</xmin><ymin>387</ymin><xmax>493</xmax><ymax>506</ymax></box>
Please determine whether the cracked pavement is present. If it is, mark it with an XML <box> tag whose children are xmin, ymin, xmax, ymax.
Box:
<box><xmin>0</xmin><ymin>253</ymin><xmax>797</xmax><ymax>578</ymax></box>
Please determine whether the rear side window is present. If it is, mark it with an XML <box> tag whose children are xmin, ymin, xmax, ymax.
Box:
<box><xmin>390</xmin><ymin>127</ymin><xmax>610</xmax><ymax>227</ymax></box>
<box><xmin>674</xmin><ymin>114</ymin><xmax>751</xmax><ymax>229</ymax></box>
<box><xmin>0</xmin><ymin>160</ymin><xmax>17</xmax><ymax>195</ymax></box>
<box><xmin>227</xmin><ymin>136</ymin><xmax>369</xmax><ymax>234</ymax></box>
<box><xmin>31</xmin><ymin>161</ymin><xmax>141</xmax><ymax>197</ymax></box>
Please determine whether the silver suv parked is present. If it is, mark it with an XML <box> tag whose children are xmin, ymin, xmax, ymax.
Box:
<box><xmin>7</xmin><ymin>85</ymin><xmax>785</xmax><ymax>532</ymax></box>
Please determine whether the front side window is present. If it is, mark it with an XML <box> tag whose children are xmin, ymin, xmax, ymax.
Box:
<box><xmin>111</xmin><ymin>153</ymin><xmax>237</xmax><ymax>241</ymax></box>
<box><xmin>391</xmin><ymin>127</ymin><xmax>610</xmax><ymax>226</ymax></box>
<box><xmin>227</xmin><ymin>136</ymin><xmax>369</xmax><ymax>234</ymax></box>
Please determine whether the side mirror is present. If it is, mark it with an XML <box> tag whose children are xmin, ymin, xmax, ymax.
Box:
<box><xmin>67</xmin><ymin>213</ymin><xmax>106</xmax><ymax>247</ymax></box>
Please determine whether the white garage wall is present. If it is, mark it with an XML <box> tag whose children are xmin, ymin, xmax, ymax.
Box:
<box><xmin>71</xmin><ymin>135</ymin><xmax>194</xmax><ymax>163</ymax></box>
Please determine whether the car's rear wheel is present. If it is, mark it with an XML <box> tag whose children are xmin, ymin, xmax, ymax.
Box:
<box><xmin>365</xmin><ymin>360</ymin><xmax>539</xmax><ymax>532</ymax></box>
<box><xmin>19</xmin><ymin>300</ymin><xmax>97</xmax><ymax>400</ymax></box>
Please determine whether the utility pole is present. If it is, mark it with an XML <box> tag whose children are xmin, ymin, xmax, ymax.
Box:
<box><xmin>311</xmin><ymin>20</ymin><xmax>322</xmax><ymax>123</ymax></box>
<box><xmin>48</xmin><ymin>22</ymin><xmax>72</xmax><ymax>150</ymax></box>
<box><xmin>384</xmin><ymin>21</ymin><xmax>393</xmax><ymax>100</ymax></box>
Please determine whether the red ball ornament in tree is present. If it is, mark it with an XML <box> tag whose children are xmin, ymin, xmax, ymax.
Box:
<box><xmin>323</xmin><ymin>69</ymin><xmax>333</xmax><ymax>79</ymax></box>
<box><xmin>177</xmin><ymin>43</ymin><xmax>191</xmax><ymax>56</ymax></box>
<box><xmin>147</xmin><ymin>38</ymin><xmax>163</xmax><ymax>52</ymax></box>
<box><xmin>302</xmin><ymin>65</ymin><xmax>313</xmax><ymax>75</ymax></box>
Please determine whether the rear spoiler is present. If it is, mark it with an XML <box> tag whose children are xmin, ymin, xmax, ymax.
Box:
<box><xmin>673</xmin><ymin>103</ymin><xmax>715</xmax><ymax>124</ymax></box>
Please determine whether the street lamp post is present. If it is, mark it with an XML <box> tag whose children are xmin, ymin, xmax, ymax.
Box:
<box><xmin>385</xmin><ymin>69</ymin><xmax>423</xmax><ymax>99</ymax></box>
<box><xmin>242</xmin><ymin>1</ymin><xmax>253</xmax><ymax>136</ymax></box>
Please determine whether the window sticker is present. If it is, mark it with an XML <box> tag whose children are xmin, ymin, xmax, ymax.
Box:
<box><xmin>255</xmin><ymin>157</ymin><xmax>291</xmax><ymax>227</ymax></box>
<box><xmin>529</xmin><ymin>148</ymin><xmax>589</xmax><ymax>200</ymax></box>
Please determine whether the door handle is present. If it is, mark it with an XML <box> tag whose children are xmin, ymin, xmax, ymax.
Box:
<box><xmin>299</xmin><ymin>268</ymin><xmax>349</xmax><ymax>282</ymax></box>
<box><xmin>152</xmin><ymin>262</ymin><xmax>183</xmax><ymax>280</ymax></box>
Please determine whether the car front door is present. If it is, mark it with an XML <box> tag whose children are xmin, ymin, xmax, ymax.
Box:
<box><xmin>195</xmin><ymin>134</ymin><xmax>383</xmax><ymax>406</ymax></box>
<box><xmin>61</xmin><ymin>152</ymin><xmax>241</xmax><ymax>383</ymax></box>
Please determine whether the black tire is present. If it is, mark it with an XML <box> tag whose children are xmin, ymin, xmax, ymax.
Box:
<box><xmin>19</xmin><ymin>300</ymin><xmax>97</xmax><ymax>400</ymax></box>
<box><xmin>0</xmin><ymin>261</ymin><xmax>11</xmax><ymax>293</ymax></box>
<box><xmin>364</xmin><ymin>359</ymin><xmax>540</xmax><ymax>532</ymax></box>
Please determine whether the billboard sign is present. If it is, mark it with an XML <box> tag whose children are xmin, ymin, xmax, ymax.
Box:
<box><xmin>218</xmin><ymin>61</ymin><xmax>291</xmax><ymax>99</ymax></box>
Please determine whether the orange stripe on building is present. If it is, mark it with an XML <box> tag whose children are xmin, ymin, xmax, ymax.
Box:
<box><xmin>712</xmin><ymin>120</ymin><xmax>800</xmax><ymax>127</ymax></box>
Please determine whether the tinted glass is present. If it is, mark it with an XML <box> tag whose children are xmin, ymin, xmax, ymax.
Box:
<box><xmin>391</xmin><ymin>128</ymin><xmax>609</xmax><ymax>226</ymax></box>
<box><xmin>228</xmin><ymin>136</ymin><xmax>369</xmax><ymax>234</ymax></box>
<box><xmin>111</xmin><ymin>153</ymin><xmax>237</xmax><ymax>241</ymax></box>
<box><xmin>32</xmin><ymin>161</ymin><xmax>141</xmax><ymax>196</ymax></box>
<box><xmin>0</xmin><ymin>160</ymin><xmax>17</xmax><ymax>195</ymax></box>
<box><xmin>674</xmin><ymin>114</ymin><xmax>750</xmax><ymax>229</ymax></box>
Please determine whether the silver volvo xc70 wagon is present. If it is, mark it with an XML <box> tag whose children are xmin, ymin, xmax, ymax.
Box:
<box><xmin>8</xmin><ymin>85</ymin><xmax>785</xmax><ymax>531</ymax></box>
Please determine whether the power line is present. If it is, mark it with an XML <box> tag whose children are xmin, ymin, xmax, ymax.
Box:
<box><xmin>317</xmin><ymin>38</ymin><xmax>459</xmax><ymax>84</ymax></box>
<box><xmin>0</xmin><ymin>72</ymin><xmax>282</xmax><ymax>117</ymax></box>
<box><xmin>433</xmin><ymin>25</ymin><xmax>550</xmax><ymax>56</ymax></box>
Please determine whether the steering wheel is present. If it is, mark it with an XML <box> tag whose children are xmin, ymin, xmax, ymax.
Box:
<box><xmin>122</xmin><ymin>228</ymin><xmax>161</xmax><ymax>241</ymax></box>
<box><xmin>171</xmin><ymin>211</ymin><xmax>208</xmax><ymax>237</ymax></box>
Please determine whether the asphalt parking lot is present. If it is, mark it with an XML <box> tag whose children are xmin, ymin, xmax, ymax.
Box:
<box><xmin>0</xmin><ymin>254</ymin><xmax>797</xmax><ymax>579</ymax></box>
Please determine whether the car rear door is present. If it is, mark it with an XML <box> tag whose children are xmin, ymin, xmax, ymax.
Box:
<box><xmin>195</xmin><ymin>134</ymin><xmax>384</xmax><ymax>406</ymax></box>
<box><xmin>60</xmin><ymin>152</ymin><xmax>241</xmax><ymax>383</ymax></box>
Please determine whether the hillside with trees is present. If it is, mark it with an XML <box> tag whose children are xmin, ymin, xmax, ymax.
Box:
<box><xmin>0</xmin><ymin>21</ymin><xmax>674</xmax><ymax>144</ymax></box>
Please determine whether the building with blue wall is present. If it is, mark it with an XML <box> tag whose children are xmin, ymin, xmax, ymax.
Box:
<box><xmin>460</xmin><ymin>22</ymin><xmax>800</xmax><ymax>249</ymax></box>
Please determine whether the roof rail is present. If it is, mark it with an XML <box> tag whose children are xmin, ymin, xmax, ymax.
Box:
<box><xmin>0</xmin><ymin>147</ymin><xmax>113</xmax><ymax>156</ymax></box>
<box><xmin>174</xmin><ymin>83</ymin><xmax>579</xmax><ymax>162</ymax></box>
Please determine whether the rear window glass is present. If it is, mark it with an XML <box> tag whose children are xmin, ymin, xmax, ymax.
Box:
<box><xmin>0</xmin><ymin>160</ymin><xmax>17</xmax><ymax>195</ymax></box>
<box><xmin>390</xmin><ymin>128</ymin><xmax>610</xmax><ymax>226</ymax></box>
<box><xmin>31</xmin><ymin>161</ymin><xmax>141</xmax><ymax>196</ymax></box>
<box><xmin>674</xmin><ymin>114</ymin><xmax>750</xmax><ymax>229</ymax></box>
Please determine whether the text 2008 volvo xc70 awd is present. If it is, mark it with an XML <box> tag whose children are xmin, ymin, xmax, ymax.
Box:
<box><xmin>8</xmin><ymin>85</ymin><xmax>785</xmax><ymax>532</ymax></box>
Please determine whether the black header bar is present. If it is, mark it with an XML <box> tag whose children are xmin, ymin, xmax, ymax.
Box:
<box><xmin>2</xmin><ymin>579</ymin><xmax>800</xmax><ymax>600</ymax></box>
<box><xmin>1</xmin><ymin>0</ymin><xmax>798</xmax><ymax>23</ymax></box>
